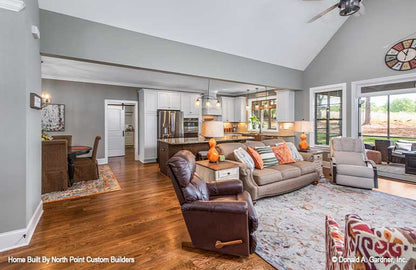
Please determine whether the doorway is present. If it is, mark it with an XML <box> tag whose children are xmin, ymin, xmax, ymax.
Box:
<box><xmin>104</xmin><ymin>99</ymin><xmax>139</xmax><ymax>163</ymax></box>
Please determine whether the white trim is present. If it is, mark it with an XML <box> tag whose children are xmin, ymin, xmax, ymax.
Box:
<box><xmin>309</xmin><ymin>83</ymin><xmax>347</xmax><ymax>147</ymax></box>
<box><xmin>97</xmin><ymin>158</ymin><xmax>108</xmax><ymax>165</ymax></box>
<box><xmin>0</xmin><ymin>0</ymin><xmax>25</xmax><ymax>12</ymax></box>
<box><xmin>104</xmin><ymin>99</ymin><xmax>139</xmax><ymax>162</ymax></box>
<box><xmin>0</xmin><ymin>200</ymin><xmax>43</xmax><ymax>252</ymax></box>
<box><xmin>351</xmin><ymin>73</ymin><xmax>416</xmax><ymax>138</ymax></box>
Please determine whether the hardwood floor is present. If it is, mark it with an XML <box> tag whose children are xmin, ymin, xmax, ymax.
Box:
<box><xmin>1</xmin><ymin>152</ymin><xmax>414</xmax><ymax>269</ymax></box>
<box><xmin>0</xmin><ymin>150</ymin><xmax>273</xmax><ymax>270</ymax></box>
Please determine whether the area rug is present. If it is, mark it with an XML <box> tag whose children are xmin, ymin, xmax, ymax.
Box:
<box><xmin>42</xmin><ymin>165</ymin><xmax>121</xmax><ymax>203</ymax></box>
<box><xmin>378</xmin><ymin>163</ymin><xmax>416</xmax><ymax>183</ymax></box>
<box><xmin>255</xmin><ymin>181</ymin><xmax>416</xmax><ymax>270</ymax></box>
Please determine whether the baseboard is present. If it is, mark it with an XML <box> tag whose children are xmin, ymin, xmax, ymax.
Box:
<box><xmin>0</xmin><ymin>200</ymin><xmax>43</xmax><ymax>253</ymax></box>
<box><xmin>97</xmin><ymin>158</ymin><xmax>108</xmax><ymax>165</ymax></box>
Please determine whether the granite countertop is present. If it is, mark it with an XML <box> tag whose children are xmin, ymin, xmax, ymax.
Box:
<box><xmin>158</xmin><ymin>136</ymin><xmax>254</xmax><ymax>145</ymax></box>
<box><xmin>240</xmin><ymin>131</ymin><xmax>295</xmax><ymax>137</ymax></box>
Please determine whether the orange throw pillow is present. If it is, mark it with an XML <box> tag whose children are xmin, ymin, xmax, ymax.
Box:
<box><xmin>246</xmin><ymin>146</ymin><xmax>264</xmax><ymax>169</ymax></box>
<box><xmin>272</xmin><ymin>143</ymin><xmax>296</xmax><ymax>164</ymax></box>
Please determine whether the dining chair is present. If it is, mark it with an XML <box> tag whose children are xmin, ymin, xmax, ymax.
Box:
<box><xmin>42</xmin><ymin>140</ymin><xmax>68</xmax><ymax>193</ymax></box>
<box><xmin>52</xmin><ymin>135</ymin><xmax>72</xmax><ymax>147</ymax></box>
<box><xmin>73</xmin><ymin>136</ymin><xmax>101</xmax><ymax>182</ymax></box>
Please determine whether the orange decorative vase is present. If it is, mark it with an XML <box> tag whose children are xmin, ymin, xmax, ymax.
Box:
<box><xmin>298</xmin><ymin>133</ymin><xmax>309</xmax><ymax>150</ymax></box>
<box><xmin>207</xmin><ymin>138</ymin><xmax>219</xmax><ymax>163</ymax></box>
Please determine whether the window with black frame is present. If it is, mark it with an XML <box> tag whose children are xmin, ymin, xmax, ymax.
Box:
<box><xmin>315</xmin><ymin>90</ymin><xmax>342</xmax><ymax>145</ymax></box>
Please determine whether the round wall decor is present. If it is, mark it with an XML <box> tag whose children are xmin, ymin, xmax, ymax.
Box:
<box><xmin>385</xmin><ymin>39</ymin><xmax>416</xmax><ymax>71</ymax></box>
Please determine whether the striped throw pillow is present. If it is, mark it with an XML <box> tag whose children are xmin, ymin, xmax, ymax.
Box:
<box><xmin>234</xmin><ymin>147</ymin><xmax>255</xmax><ymax>171</ymax></box>
<box><xmin>255</xmin><ymin>146</ymin><xmax>278</xmax><ymax>168</ymax></box>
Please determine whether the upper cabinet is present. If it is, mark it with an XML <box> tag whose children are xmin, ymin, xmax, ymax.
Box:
<box><xmin>158</xmin><ymin>92</ymin><xmax>181</xmax><ymax>110</ymax></box>
<box><xmin>180</xmin><ymin>93</ymin><xmax>202</xmax><ymax>117</ymax></box>
<box><xmin>144</xmin><ymin>91</ymin><xmax>158</xmax><ymax>114</ymax></box>
<box><xmin>221</xmin><ymin>96</ymin><xmax>247</xmax><ymax>122</ymax></box>
<box><xmin>234</xmin><ymin>97</ymin><xmax>247</xmax><ymax>122</ymax></box>
<box><xmin>276</xmin><ymin>90</ymin><xmax>295</xmax><ymax>122</ymax></box>
<box><xmin>221</xmin><ymin>97</ymin><xmax>234</xmax><ymax>122</ymax></box>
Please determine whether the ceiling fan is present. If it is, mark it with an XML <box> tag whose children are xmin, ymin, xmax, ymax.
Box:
<box><xmin>305</xmin><ymin>0</ymin><xmax>365</xmax><ymax>23</ymax></box>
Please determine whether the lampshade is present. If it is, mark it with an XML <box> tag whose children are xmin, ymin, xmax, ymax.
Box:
<box><xmin>201</xmin><ymin>121</ymin><xmax>224</xmax><ymax>138</ymax></box>
<box><xmin>294</xmin><ymin>120</ymin><xmax>313</xmax><ymax>133</ymax></box>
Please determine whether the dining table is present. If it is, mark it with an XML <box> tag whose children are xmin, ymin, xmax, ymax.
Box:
<box><xmin>68</xmin><ymin>146</ymin><xmax>92</xmax><ymax>186</ymax></box>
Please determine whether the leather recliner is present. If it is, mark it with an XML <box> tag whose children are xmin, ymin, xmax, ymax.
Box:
<box><xmin>167</xmin><ymin>150</ymin><xmax>258</xmax><ymax>257</ymax></box>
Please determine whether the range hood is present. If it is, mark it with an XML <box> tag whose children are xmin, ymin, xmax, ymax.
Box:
<box><xmin>202</xmin><ymin>93</ymin><xmax>222</xmax><ymax>116</ymax></box>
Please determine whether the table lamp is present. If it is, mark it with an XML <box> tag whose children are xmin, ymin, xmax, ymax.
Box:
<box><xmin>201</xmin><ymin>121</ymin><xmax>224</xmax><ymax>163</ymax></box>
<box><xmin>294</xmin><ymin>119</ymin><xmax>313</xmax><ymax>150</ymax></box>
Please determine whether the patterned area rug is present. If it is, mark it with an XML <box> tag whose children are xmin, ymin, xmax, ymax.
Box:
<box><xmin>255</xmin><ymin>181</ymin><xmax>416</xmax><ymax>270</ymax></box>
<box><xmin>378</xmin><ymin>163</ymin><xmax>416</xmax><ymax>183</ymax></box>
<box><xmin>42</xmin><ymin>165</ymin><xmax>121</xmax><ymax>203</ymax></box>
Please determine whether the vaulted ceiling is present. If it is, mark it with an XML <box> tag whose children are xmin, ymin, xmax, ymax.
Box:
<box><xmin>39</xmin><ymin>0</ymin><xmax>349</xmax><ymax>71</ymax></box>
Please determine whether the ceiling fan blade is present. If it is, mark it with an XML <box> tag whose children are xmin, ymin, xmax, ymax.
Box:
<box><xmin>307</xmin><ymin>3</ymin><xmax>339</xmax><ymax>23</ymax></box>
<box><xmin>353</xmin><ymin>2</ymin><xmax>366</xmax><ymax>17</ymax></box>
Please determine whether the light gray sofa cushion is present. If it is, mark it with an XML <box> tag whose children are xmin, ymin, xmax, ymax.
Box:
<box><xmin>253</xmin><ymin>168</ymin><xmax>283</xmax><ymax>186</ymax></box>
<box><xmin>245</xmin><ymin>141</ymin><xmax>266</xmax><ymax>149</ymax></box>
<box><xmin>337</xmin><ymin>164</ymin><xmax>374</xmax><ymax>178</ymax></box>
<box><xmin>269</xmin><ymin>164</ymin><xmax>301</xmax><ymax>180</ymax></box>
<box><xmin>262</xmin><ymin>139</ymin><xmax>285</xmax><ymax>146</ymax></box>
<box><xmin>290</xmin><ymin>161</ymin><xmax>316</xmax><ymax>175</ymax></box>
<box><xmin>334</xmin><ymin>151</ymin><xmax>366</xmax><ymax>166</ymax></box>
<box><xmin>217</xmin><ymin>143</ymin><xmax>246</xmax><ymax>161</ymax></box>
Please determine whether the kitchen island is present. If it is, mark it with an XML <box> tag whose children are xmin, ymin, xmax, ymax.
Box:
<box><xmin>158</xmin><ymin>136</ymin><xmax>254</xmax><ymax>175</ymax></box>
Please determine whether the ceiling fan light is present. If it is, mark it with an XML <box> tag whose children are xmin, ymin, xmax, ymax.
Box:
<box><xmin>339</xmin><ymin>0</ymin><xmax>361</xmax><ymax>16</ymax></box>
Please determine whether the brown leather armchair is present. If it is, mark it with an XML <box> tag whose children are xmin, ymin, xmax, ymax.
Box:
<box><xmin>167</xmin><ymin>150</ymin><xmax>258</xmax><ymax>257</ymax></box>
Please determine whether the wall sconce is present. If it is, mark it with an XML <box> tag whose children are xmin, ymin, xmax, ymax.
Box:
<box><xmin>42</xmin><ymin>93</ymin><xmax>51</xmax><ymax>106</ymax></box>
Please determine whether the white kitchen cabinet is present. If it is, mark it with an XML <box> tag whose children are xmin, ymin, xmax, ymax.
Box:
<box><xmin>158</xmin><ymin>92</ymin><xmax>181</xmax><ymax>110</ymax></box>
<box><xmin>221</xmin><ymin>96</ymin><xmax>247</xmax><ymax>122</ymax></box>
<box><xmin>221</xmin><ymin>97</ymin><xmax>235</xmax><ymax>122</ymax></box>
<box><xmin>234</xmin><ymin>97</ymin><xmax>247</xmax><ymax>122</ymax></box>
<box><xmin>144</xmin><ymin>91</ymin><xmax>158</xmax><ymax>114</ymax></box>
<box><xmin>144</xmin><ymin>114</ymin><xmax>157</xmax><ymax>159</ymax></box>
<box><xmin>181</xmin><ymin>93</ymin><xmax>202</xmax><ymax>117</ymax></box>
<box><xmin>276</xmin><ymin>90</ymin><xmax>295</xmax><ymax>122</ymax></box>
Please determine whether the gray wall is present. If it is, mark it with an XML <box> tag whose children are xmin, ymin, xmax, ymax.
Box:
<box><xmin>42</xmin><ymin>79</ymin><xmax>138</xmax><ymax>159</ymax></box>
<box><xmin>0</xmin><ymin>0</ymin><xmax>41</xmax><ymax>233</ymax></box>
<box><xmin>298</xmin><ymin>0</ymin><xmax>416</xmax><ymax>136</ymax></box>
<box><xmin>39</xmin><ymin>10</ymin><xmax>303</xmax><ymax>90</ymax></box>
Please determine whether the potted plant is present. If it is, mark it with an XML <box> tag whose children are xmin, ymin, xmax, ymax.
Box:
<box><xmin>248</xmin><ymin>115</ymin><xmax>260</xmax><ymax>130</ymax></box>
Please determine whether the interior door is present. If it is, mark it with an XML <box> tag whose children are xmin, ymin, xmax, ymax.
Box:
<box><xmin>108</xmin><ymin>105</ymin><xmax>125</xmax><ymax>157</ymax></box>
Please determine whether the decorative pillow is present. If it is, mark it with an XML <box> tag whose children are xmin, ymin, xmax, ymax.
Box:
<box><xmin>246</xmin><ymin>147</ymin><xmax>264</xmax><ymax>170</ymax></box>
<box><xmin>396</xmin><ymin>141</ymin><xmax>412</xmax><ymax>151</ymax></box>
<box><xmin>272</xmin><ymin>143</ymin><xmax>296</xmax><ymax>164</ymax></box>
<box><xmin>286</xmin><ymin>142</ymin><xmax>303</xmax><ymax>161</ymax></box>
<box><xmin>234</xmin><ymin>147</ymin><xmax>255</xmax><ymax>171</ymax></box>
<box><xmin>255</xmin><ymin>146</ymin><xmax>279</xmax><ymax>168</ymax></box>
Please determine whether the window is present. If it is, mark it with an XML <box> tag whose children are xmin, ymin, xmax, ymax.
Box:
<box><xmin>360</xmin><ymin>92</ymin><xmax>416</xmax><ymax>145</ymax></box>
<box><xmin>315</xmin><ymin>90</ymin><xmax>343</xmax><ymax>145</ymax></box>
<box><xmin>250</xmin><ymin>98</ymin><xmax>277</xmax><ymax>130</ymax></box>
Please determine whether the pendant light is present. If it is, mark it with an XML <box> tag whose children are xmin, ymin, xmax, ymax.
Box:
<box><xmin>245</xmin><ymin>89</ymin><xmax>250</xmax><ymax>110</ymax></box>
<box><xmin>254</xmin><ymin>88</ymin><xmax>260</xmax><ymax>109</ymax></box>
<box><xmin>339</xmin><ymin>0</ymin><xmax>361</xmax><ymax>16</ymax></box>
<box><xmin>264</xmin><ymin>86</ymin><xmax>269</xmax><ymax>109</ymax></box>
<box><xmin>205</xmin><ymin>79</ymin><xmax>211</xmax><ymax>108</ymax></box>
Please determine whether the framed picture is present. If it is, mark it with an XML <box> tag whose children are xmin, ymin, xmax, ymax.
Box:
<box><xmin>30</xmin><ymin>93</ymin><xmax>42</xmax><ymax>110</ymax></box>
<box><xmin>41</xmin><ymin>104</ymin><xmax>65</xmax><ymax>131</ymax></box>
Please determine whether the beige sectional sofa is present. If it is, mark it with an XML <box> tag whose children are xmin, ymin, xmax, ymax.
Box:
<box><xmin>217</xmin><ymin>139</ymin><xmax>319</xmax><ymax>200</ymax></box>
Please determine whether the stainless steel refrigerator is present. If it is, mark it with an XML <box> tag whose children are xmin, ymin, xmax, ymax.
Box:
<box><xmin>157</xmin><ymin>110</ymin><xmax>184</xmax><ymax>139</ymax></box>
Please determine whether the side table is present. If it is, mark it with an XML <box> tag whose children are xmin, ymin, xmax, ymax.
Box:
<box><xmin>404</xmin><ymin>151</ymin><xmax>416</xmax><ymax>175</ymax></box>
<box><xmin>299</xmin><ymin>148</ymin><xmax>326</xmax><ymax>179</ymax></box>
<box><xmin>196</xmin><ymin>160</ymin><xmax>239</xmax><ymax>181</ymax></box>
